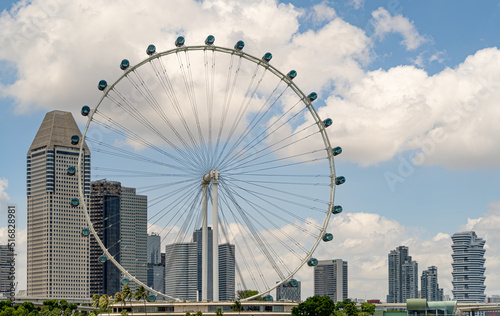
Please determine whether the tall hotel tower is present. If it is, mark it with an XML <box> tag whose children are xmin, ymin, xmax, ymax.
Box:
<box><xmin>27</xmin><ymin>111</ymin><xmax>90</xmax><ymax>297</ymax></box>
<box><xmin>451</xmin><ymin>231</ymin><xmax>486</xmax><ymax>303</ymax></box>
<box><xmin>314</xmin><ymin>259</ymin><xmax>348</xmax><ymax>303</ymax></box>
<box><xmin>388</xmin><ymin>246</ymin><xmax>418</xmax><ymax>303</ymax></box>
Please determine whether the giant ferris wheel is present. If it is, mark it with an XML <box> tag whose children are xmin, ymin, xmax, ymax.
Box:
<box><xmin>74</xmin><ymin>35</ymin><xmax>345</xmax><ymax>301</ymax></box>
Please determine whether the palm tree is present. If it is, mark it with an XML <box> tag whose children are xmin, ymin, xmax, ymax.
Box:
<box><xmin>99</xmin><ymin>294</ymin><xmax>111</xmax><ymax>316</ymax></box>
<box><xmin>134</xmin><ymin>286</ymin><xmax>149</xmax><ymax>316</ymax></box>
<box><xmin>113</xmin><ymin>292</ymin><xmax>125</xmax><ymax>315</ymax></box>
<box><xmin>91</xmin><ymin>294</ymin><xmax>101</xmax><ymax>315</ymax></box>
<box><xmin>232</xmin><ymin>301</ymin><xmax>242</xmax><ymax>316</ymax></box>
<box><xmin>122</xmin><ymin>286</ymin><xmax>133</xmax><ymax>316</ymax></box>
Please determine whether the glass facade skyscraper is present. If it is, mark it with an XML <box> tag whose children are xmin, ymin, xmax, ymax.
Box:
<box><xmin>27</xmin><ymin>110</ymin><xmax>90</xmax><ymax>298</ymax></box>
<box><xmin>388</xmin><ymin>246</ymin><xmax>418</xmax><ymax>303</ymax></box>
<box><xmin>451</xmin><ymin>231</ymin><xmax>486</xmax><ymax>303</ymax></box>
<box><xmin>314</xmin><ymin>259</ymin><xmax>348</xmax><ymax>303</ymax></box>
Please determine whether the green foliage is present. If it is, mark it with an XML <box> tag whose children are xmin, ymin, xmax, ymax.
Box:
<box><xmin>360</xmin><ymin>303</ymin><xmax>375</xmax><ymax>316</ymax></box>
<box><xmin>236</xmin><ymin>290</ymin><xmax>263</xmax><ymax>300</ymax></box>
<box><xmin>231</xmin><ymin>301</ymin><xmax>242</xmax><ymax>312</ymax></box>
<box><xmin>185</xmin><ymin>312</ymin><xmax>191</xmax><ymax>316</ymax></box>
<box><xmin>0</xmin><ymin>307</ymin><xmax>16</xmax><ymax>316</ymax></box>
<box><xmin>291</xmin><ymin>295</ymin><xmax>335</xmax><ymax>316</ymax></box>
<box><xmin>0</xmin><ymin>301</ymin><xmax>12</xmax><ymax>311</ymax></box>
<box><xmin>195</xmin><ymin>311</ymin><xmax>202</xmax><ymax>316</ymax></box>
<box><xmin>215</xmin><ymin>308</ymin><xmax>223</xmax><ymax>316</ymax></box>
<box><xmin>120</xmin><ymin>310</ymin><xmax>128</xmax><ymax>316</ymax></box>
<box><xmin>342</xmin><ymin>300</ymin><xmax>358</xmax><ymax>316</ymax></box>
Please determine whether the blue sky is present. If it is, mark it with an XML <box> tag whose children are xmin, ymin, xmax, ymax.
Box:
<box><xmin>1</xmin><ymin>0</ymin><xmax>500</xmax><ymax>301</ymax></box>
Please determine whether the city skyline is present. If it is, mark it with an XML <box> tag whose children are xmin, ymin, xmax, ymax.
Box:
<box><xmin>1</xmin><ymin>0</ymin><xmax>500</xmax><ymax>301</ymax></box>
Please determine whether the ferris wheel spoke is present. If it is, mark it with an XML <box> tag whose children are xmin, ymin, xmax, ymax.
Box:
<box><xmin>222</xmin><ymin>177</ymin><xmax>329</xmax><ymax>210</ymax></box>
<box><xmin>204</xmin><ymin>49</ymin><xmax>216</xmax><ymax>167</ymax></box>
<box><xmin>217</xmin><ymin>81</ymin><xmax>290</xmax><ymax>168</ymax></box>
<box><xmin>213</xmin><ymin>55</ymin><xmax>243</xmax><ymax>164</ymax></box>
<box><xmin>90</xmin><ymin>112</ymin><xmax>200</xmax><ymax>172</ymax></box>
<box><xmin>218</xmin><ymin>187</ymin><xmax>270</xmax><ymax>290</ymax></box>
<box><xmin>221</xmin><ymin>178</ymin><xmax>323</xmax><ymax>236</ymax></box>
<box><xmin>140</xmin><ymin>60</ymin><xmax>206</xmax><ymax>165</ymax></box>
<box><xmin>219</xmin><ymin>184</ymin><xmax>287</xmax><ymax>281</ymax></box>
<box><xmin>221</xmin><ymin>180</ymin><xmax>317</xmax><ymax>248</ymax></box>
<box><xmin>219</xmin><ymin>99</ymin><xmax>307</xmax><ymax>169</ymax></box>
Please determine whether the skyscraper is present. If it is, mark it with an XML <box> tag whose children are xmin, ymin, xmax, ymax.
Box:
<box><xmin>451</xmin><ymin>231</ymin><xmax>486</xmax><ymax>303</ymax></box>
<box><xmin>276</xmin><ymin>280</ymin><xmax>301</xmax><ymax>301</ymax></box>
<box><xmin>218</xmin><ymin>243</ymin><xmax>236</xmax><ymax>301</ymax></box>
<box><xmin>192</xmin><ymin>228</ymin><xmax>235</xmax><ymax>301</ymax></box>
<box><xmin>27</xmin><ymin>110</ymin><xmax>90</xmax><ymax>298</ymax></box>
<box><xmin>0</xmin><ymin>245</ymin><xmax>12</xmax><ymax>296</ymax></box>
<box><xmin>421</xmin><ymin>266</ymin><xmax>443</xmax><ymax>302</ymax></box>
<box><xmin>165</xmin><ymin>242</ymin><xmax>198</xmax><ymax>301</ymax></box>
<box><xmin>148</xmin><ymin>234</ymin><xmax>165</xmax><ymax>295</ymax></box>
<box><xmin>148</xmin><ymin>233</ymin><xmax>161</xmax><ymax>264</ymax></box>
<box><xmin>90</xmin><ymin>180</ymin><xmax>148</xmax><ymax>295</ymax></box>
<box><xmin>314</xmin><ymin>259</ymin><xmax>348</xmax><ymax>303</ymax></box>
<box><xmin>388</xmin><ymin>246</ymin><xmax>418</xmax><ymax>303</ymax></box>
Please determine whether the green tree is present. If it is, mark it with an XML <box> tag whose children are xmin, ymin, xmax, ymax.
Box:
<box><xmin>99</xmin><ymin>294</ymin><xmax>111</xmax><ymax>316</ymax></box>
<box><xmin>195</xmin><ymin>311</ymin><xmax>202</xmax><ymax>316</ymax></box>
<box><xmin>291</xmin><ymin>295</ymin><xmax>335</xmax><ymax>316</ymax></box>
<box><xmin>360</xmin><ymin>303</ymin><xmax>375</xmax><ymax>316</ymax></box>
<box><xmin>120</xmin><ymin>311</ymin><xmax>128</xmax><ymax>316</ymax></box>
<box><xmin>121</xmin><ymin>286</ymin><xmax>133</xmax><ymax>316</ymax></box>
<box><xmin>133</xmin><ymin>286</ymin><xmax>149</xmax><ymax>316</ymax></box>
<box><xmin>114</xmin><ymin>292</ymin><xmax>125</xmax><ymax>314</ymax></box>
<box><xmin>237</xmin><ymin>290</ymin><xmax>262</xmax><ymax>300</ymax></box>
<box><xmin>342</xmin><ymin>300</ymin><xmax>358</xmax><ymax>316</ymax></box>
<box><xmin>185</xmin><ymin>312</ymin><xmax>191</xmax><ymax>316</ymax></box>
<box><xmin>0</xmin><ymin>307</ymin><xmax>16</xmax><ymax>316</ymax></box>
<box><xmin>21</xmin><ymin>303</ymin><xmax>34</xmax><ymax>314</ymax></box>
<box><xmin>0</xmin><ymin>301</ymin><xmax>12</xmax><ymax>311</ymax></box>
<box><xmin>215</xmin><ymin>308</ymin><xmax>223</xmax><ymax>316</ymax></box>
<box><xmin>91</xmin><ymin>295</ymin><xmax>100</xmax><ymax>315</ymax></box>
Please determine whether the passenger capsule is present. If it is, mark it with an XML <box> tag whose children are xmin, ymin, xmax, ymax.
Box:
<box><xmin>71</xmin><ymin>135</ymin><xmax>79</xmax><ymax>145</ymax></box>
<box><xmin>120</xmin><ymin>59</ymin><xmax>130</xmax><ymax>70</ymax></box>
<box><xmin>332</xmin><ymin>205</ymin><xmax>343</xmax><ymax>214</ymax></box>
<box><xmin>332</xmin><ymin>146</ymin><xmax>342</xmax><ymax>156</ymax></box>
<box><xmin>307</xmin><ymin>92</ymin><xmax>318</xmax><ymax>102</ymax></box>
<box><xmin>70</xmin><ymin>198</ymin><xmax>80</xmax><ymax>207</ymax></box>
<box><xmin>148</xmin><ymin>295</ymin><xmax>156</xmax><ymax>302</ymax></box>
<box><xmin>81</xmin><ymin>105</ymin><xmax>91</xmax><ymax>116</ymax></box>
<box><xmin>82</xmin><ymin>228</ymin><xmax>90</xmax><ymax>236</ymax></box>
<box><xmin>322</xmin><ymin>233</ymin><xmax>334</xmax><ymax>242</ymax></box>
<box><xmin>288</xmin><ymin>279</ymin><xmax>299</xmax><ymax>287</ymax></box>
<box><xmin>307</xmin><ymin>258</ymin><xmax>318</xmax><ymax>267</ymax></box>
<box><xmin>121</xmin><ymin>278</ymin><xmax>130</xmax><ymax>286</ymax></box>
<box><xmin>175</xmin><ymin>36</ymin><xmax>185</xmax><ymax>47</ymax></box>
<box><xmin>98</xmin><ymin>255</ymin><xmax>107</xmax><ymax>263</ymax></box>
<box><xmin>98</xmin><ymin>80</ymin><xmax>107</xmax><ymax>91</ymax></box>
<box><xmin>287</xmin><ymin>70</ymin><xmax>297</xmax><ymax>80</ymax></box>
<box><xmin>234</xmin><ymin>40</ymin><xmax>245</xmax><ymax>50</ymax></box>
<box><xmin>67</xmin><ymin>166</ymin><xmax>76</xmax><ymax>176</ymax></box>
<box><xmin>262</xmin><ymin>52</ymin><xmax>272</xmax><ymax>62</ymax></box>
<box><xmin>205</xmin><ymin>35</ymin><xmax>215</xmax><ymax>45</ymax></box>
<box><xmin>146</xmin><ymin>45</ymin><xmax>156</xmax><ymax>56</ymax></box>
<box><xmin>263</xmin><ymin>295</ymin><xmax>273</xmax><ymax>302</ymax></box>
<box><xmin>335</xmin><ymin>176</ymin><xmax>346</xmax><ymax>185</ymax></box>
<box><xmin>323</xmin><ymin>118</ymin><xmax>333</xmax><ymax>128</ymax></box>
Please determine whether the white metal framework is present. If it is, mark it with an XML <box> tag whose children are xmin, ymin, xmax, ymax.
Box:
<box><xmin>76</xmin><ymin>37</ymin><xmax>342</xmax><ymax>302</ymax></box>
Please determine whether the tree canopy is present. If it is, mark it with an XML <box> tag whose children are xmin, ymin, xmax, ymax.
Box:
<box><xmin>292</xmin><ymin>295</ymin><xmax>335</xmax><ymax>316</ymax></box>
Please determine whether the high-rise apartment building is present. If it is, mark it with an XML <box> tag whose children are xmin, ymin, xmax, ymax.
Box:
<box><xmin>218</xmin><ymin>243</ymin><xmax>236</xmax><ymax>301</ymax></box>
<box><xmin>276</xmin><ymin>280</ymin><xmax>301</xmax><ymax>301</ymax></box>
<box><xmin>0</xmin><ymin>245</ymin><xmax>12</xmax><ymax>296</ymax></box>
<box><xmin>314</xmin><ymin>259</ymin><xmax>348</xmax><ymax>303</ymax></box>
<box><xmin>27</xmin><ymin>110</ymin><xmax>90</xmax><ymax>298</ymax></box>
<box><xmin>165</xmin><ymin>242</ymin><xmax>198</xmax><ymax>301</ymax></box>
<box><xmin>451</xmin><ymin>231</ymin><xmax>486</xmax><ymax>303</ymax></box>
<box><xmin>388</xmin><ymin>246</ymin><xmax>418</xmax><ymax>303</ymax></box>
<box><xmin>421</xmin><ymin>266</ymin><xmax>443</xmax><ymax>302</ymax></box>
<box><xmin>193</xmin><ymin>227</ymin><xmax>214</xmax><ymax>300</ymax></box>
<box><xmin>90</xmin><ymin>180</ymin><xmax>148</xmax><ymax>295</ymax></box>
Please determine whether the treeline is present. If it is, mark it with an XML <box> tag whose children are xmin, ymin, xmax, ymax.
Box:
<box><xmin>0</xmin><ymin>299</ymin><xmax>89</xmax><ymax>316</ymax></box>
<box><xmin>292</xmin><ymin>296</ymin><xmax>376</xmax><ymax>316</ymax></box>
